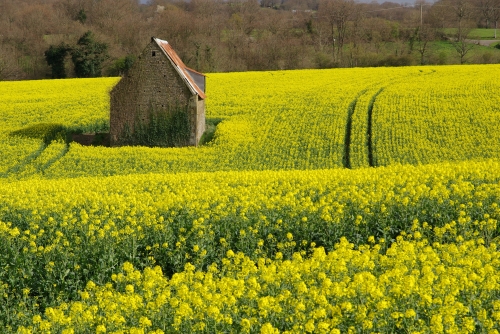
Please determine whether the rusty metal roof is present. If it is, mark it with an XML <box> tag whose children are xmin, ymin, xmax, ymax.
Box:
<box><xmin>153</xmin><ymin>38</ymin><xmax>206</xmax><ymax>100</ymax></box>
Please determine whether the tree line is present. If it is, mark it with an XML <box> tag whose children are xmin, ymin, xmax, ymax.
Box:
<box><xmin>0</xmin><ymin>0</ymin><xmax>499</xmax><ymax>80</ymax></box>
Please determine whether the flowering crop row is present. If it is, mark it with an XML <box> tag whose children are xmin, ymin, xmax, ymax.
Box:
<box><xmin>0</xmin><ymin>137</ymin><xmax>41</xmax><ymax>177</ymax></box>
<box><xmin>349</xmin><ymin>87</ymin><xmax>382</xmax><ymax>169</ymax></box>
<box><xmin>2</xmin><ymin>66</ymin><xmax>500</xmax><ymax>179</ymax></box>
<box><xmin>372</xmin><ymin>65</ymin><xmax>500</xmax><ymax>166</ymax></box>
<box><xmin>0</xmin><ymin>78</ymin><xmax>118</xmax><ymax>133</ymax></box>
<box><xmin>0</xmin><ymin>68</ymin><xmax>423</xmax><ymax>179</ymax></box>
<box><xmin>2</xmin><ymin>65</ymin><xmax>500</xmax><ymax>332</ymax></box>
<box><xmin>0</xmin><ymin>78</ymin><xmax>118</xmax><ymax>177</ymax></box>
<box><xmin>19</xmin><ymin>236</ymin><xmax>500</xmax><ymax>334</ymax></box>
<box><xmin>1</xmin><ymin>160</ymin><xmax>500</xmax><ymax>330</ymax></box>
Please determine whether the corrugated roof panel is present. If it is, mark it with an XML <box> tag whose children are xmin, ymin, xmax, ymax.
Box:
<box><xmin>185</xmin><ymin>68</ymin><xmax>205</xmax><ymax>94</ymax></box>
<box><xmin>154</xmin><ymin>38</ymin><xmax>206</xmax><ymax>100</ymax></box>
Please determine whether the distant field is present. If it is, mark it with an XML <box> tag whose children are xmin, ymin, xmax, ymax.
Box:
<box><xmin>3</xmin><ymin>65</ymin><xmax>500</xmax><ymax>333</ymax></box>
<box><xmin>420</xmin><ymin>40</ymin><xmax>500</xmax><ymax>67</ymax></box>
<box><xmin>443</xmin><ymin>28</ymin><xmax>500</xmax><ymax>39</ymax></box>
<box><xmin>1</xmin><ymin>65</ymin><xmax>500</xmax><ymax>179</ymax></box>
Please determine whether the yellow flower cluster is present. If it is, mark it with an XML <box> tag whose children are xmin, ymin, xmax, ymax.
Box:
<box><xmin>19</xmin><ymin>234</ymin><xmax>500</xmax><ymax>333</ymax></box>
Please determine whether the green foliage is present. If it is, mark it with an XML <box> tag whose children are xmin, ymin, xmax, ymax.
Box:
<box><xmin>92</xmin><ymin>132</ymin><xmax>110</xmax><ymax>146</ymax></box>
<box><xmin>44</xmin><ymin>43</ymin><xmax>71</xmax><ymax>79</ymax></box>
<box><xmin>199</xmin><ymin>117</ymin><xmax>224</xmax><ymax>145</ymax></box>
<box><xmin>495</xmin><ymin>43</ymin><xmax>500</xmax><ymax>50</ymax></box>
<box><xmin>106</xmin><ymin>55</ymin><xmax>136</xmax><ymax>76</ymax></box>
<box><xmin>376</xmin><ymin>55</ymin><xmax>415</xmax><ymax>67</ymax></box>
<box><xmin>71</xmin><ymin>31</ymin><xmax>109</xmax><ymax>78</ymax></box>
<box><xmin>123</xmin><ymin>105</ymin><xmax>191</xmax><ymax>147</ymax></box>
<box><xmin>10</xmin><ymin>123</ymin><xmax>69</xmax><ymax>145</ymax></box>
<box><xmin>443</xmin><ymin>28</ymin><xmax>500</xmax><ymax>40</ymax></box>
<box><xmin>314</xmin><ymin>51</ymin><xmax>336</xmax><ymax>69</ymax></box>
<box><xmin>75</xmin><ymin>9</ymin><xmax>87</xmax><ymax>24</ymax></box>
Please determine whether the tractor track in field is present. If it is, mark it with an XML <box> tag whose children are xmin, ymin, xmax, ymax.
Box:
<box><xmin>343</xmin><ymin>90</ymin><xmax>366</xmax><ymax>169</ymax></box>
<box><xmin>342</xmin><ymin>69</ymin><xmax>431</xmax><ymax>169</ymax></box>
<box><xmin>1</xmin><ymin>142</ymin><xmax>47</xmax><ymax>178</ymax></box>
<box><xmin>39</xmin><ymin>142</ymin><xmax>70</xmax><ymax>175</ymax></box>
<box><xmin>367</xmin><ymin>88</ymin><xmax>384</xmax><ymax>168</ymax></box>
<box><xmin>343</xmin><ymin>88</ymin><xmax>384</xmax><ymax>169</ymax></box>
<box><xmin>1</xmin><ymin>141</ymin><xmax>70</xmax><ymax>178</ymax></box>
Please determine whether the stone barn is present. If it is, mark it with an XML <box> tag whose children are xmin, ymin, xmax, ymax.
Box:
<box><xmin>110</xmin><ymin>37</ymin><xmax>206</xmax><ymax>147</ymax></box>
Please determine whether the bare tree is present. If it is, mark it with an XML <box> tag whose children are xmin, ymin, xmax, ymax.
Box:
<box><xmin>318</xmin><ymin>0</ymin><xmax>355</xmax><ymax>63</ymax></box>
<box><xmin>415</xmin><ymin>25</ymin><xmax>435</xmax><ymax>64</ymax></box>
<box><xmin>453</xmin><ymin>27</ymin><xmax>476</xmax><ymax>63</ymax></box>
<box><xmin>427</xmin><ymin>0</ymin><xmax>454</xmax><ymax>28</ymax></box>
<box><xmin>449</xmin><ymin>0</ymin><xmax>475</xmax><ymax>63</ymax></box>
<box><xmin>346</xmin><ymin>3</ymin><xmax>364</xmax><ymax>67</ymax></box>
<box><xmin>451</xmin><ymin>0</ymin><xmax>474</xmax><ymax>41</ymax></box>
<box><xmin>493</xmin><ymin>0</ymin><xmax>500</xmax><ymax>38</ymax></box>
<box><xmin>477</xmin><ymin>0</ymin><xmax>495</xmax><ymax>27</ymax></box>
<box><xmin>0</xmin><ymin>46</ymin><xmax>26</xmax><ymax>80</ymax></box>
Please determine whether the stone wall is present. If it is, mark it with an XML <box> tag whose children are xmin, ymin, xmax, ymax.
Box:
<box><xmin>110</xmin><ymin>40</ymin><xmax>204</xmax><ymax>147</ymax></box>
<box><xmin>196</xmin><ymin>98</ymin><xmax>206</xmax><ymax>144</ymax></box>
<box><xmin>187</xmin><ymin>96</ymin><xmax>206</xmax><ymax>145</ymax></box>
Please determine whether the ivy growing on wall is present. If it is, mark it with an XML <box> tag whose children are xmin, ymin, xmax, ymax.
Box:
<box><xmin>122</xmin><ymin>104</ymin><xmax>191</xmax><ymax>147</ymax></box>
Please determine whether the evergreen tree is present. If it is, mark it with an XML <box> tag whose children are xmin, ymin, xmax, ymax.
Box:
<box><xmin>71</xmin><ymin>31</ymin><xmax>109</xmax><ymax>78</ymax></box>
<box><xmin>44</xmin><ymin>43</ymin><xmax>71</xmax><ymax>79</ymax></box>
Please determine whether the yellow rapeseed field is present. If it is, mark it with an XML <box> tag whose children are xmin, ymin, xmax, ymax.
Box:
<box><xmin>372</xmin><ymin>65</ymin><xmax>500</xmax><ymax>166</ymax></box>
<box><xmin>2</xmin><ymin>65</ymin><xmax>500</xmax><ymax>332</ymax></box>
<box><xmin>3</xmin><ymin>160</ymin><xmax>500</xmax><ymax>332</ymax></box>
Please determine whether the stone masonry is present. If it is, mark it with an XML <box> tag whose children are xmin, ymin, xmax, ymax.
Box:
<box><xmin>110</xmin><ymin>38</ymin><xmax>206</xmax><ymax>147</ymax></box>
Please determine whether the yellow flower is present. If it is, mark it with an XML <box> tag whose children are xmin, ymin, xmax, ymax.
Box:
<box><xmin>125</xmin><ymin>284</ymin><xmax>134</xmax><ymax>294</ymax></box>
<box><xmin>123</xmin><ymin>262</ymin><xmax>134</xmax><ymax>273</ymax></box>
<box><xmin>405</xmin><ymin>309</ymin><xmax>416</xmax><ymax>318</ymax></box>
<box><xmin>139</xmin><ymin>316</ymin><xmax>152</xmax><ymax>327</ymax></box>
<box><xmin>305</xmin><ymin>319</ymin><xmax>315</xmax><ymax>332</ymax></box>
<box><xmin>260</xmin><ymin>322</ymin><xmax>279</xmax><ymax>334</ymax></box>
<box><xmin>241</xmin><ymin>318</ymin><xmax>251</xmax><ymax>329</ymax></box>
<box><xmin>96</xmin><ymin>324</ymin><xmax>106</xmax><ymax>333</ymax></box>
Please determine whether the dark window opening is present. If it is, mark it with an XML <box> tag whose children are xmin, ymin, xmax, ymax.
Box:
<box><xmin>152</xmin><ymin>51</ymin><xmax>156</xmax><ymax>57</ymax></box>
